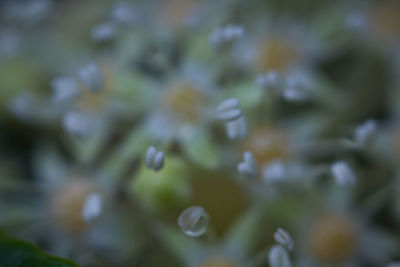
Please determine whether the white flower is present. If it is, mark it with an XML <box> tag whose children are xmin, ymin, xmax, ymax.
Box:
<box><xmin>145</xmin><ymin>146</ymin><xmax>165</xmax><ymax>171</ymax></box>
<box><xmin>331</xmin><ymin>161</ymin><xmax>357</xmax><ymax>186</ymax></box>
<box><xmin>274</xmin><ymin>228</ymin><xmax>294</xmax><ymax>251</ymax></box>
<box><xmin>268</xmin><ymin>245</ymin><xmax>292</xmax><ymax>267</ymax></box>
<box><xmin>238</xmin><ymin>151</ymin><xmax>258</xmax><ymax>177</ymax></box>
<box><xmin>82</xmin><ymin>193</ymin><xmax>103</xmax><ymax>223</ymax></box>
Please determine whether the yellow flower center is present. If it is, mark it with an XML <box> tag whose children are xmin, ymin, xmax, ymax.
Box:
<box><xmin>255</xmin><ymin>38</ymin><xmax>298</xmax><ymax>73</ymax></box>
<box><xmin>309</xmin><ymin>215</ymin><xmax>359</xmax><ymax>264</ymax></box>
<box><xmin>164</xmin><ymin>82</ymin><xmax>204</xmax><ymax>122</ymax></box>
<box><xmin>51</xmin><ymin>179</ymin><xmax>95</xmax><ymax>234</ymax></box>
<box><xmin>242</xmin><ymin>126</ymin><xmax>290</xmax><ymax>166</ymax></box>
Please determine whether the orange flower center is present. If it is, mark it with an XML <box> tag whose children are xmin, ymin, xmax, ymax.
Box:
<box><xmin>242</xmin><ymin>126</ymin><xmax>290</xmax><ymax>166</ymax></box>
<box><xmin>256</xmin><ymin>38</ymin><xmax>298</xmax><ymax>73</ymax></box>
<box><xmin>51</xmin><ymin>179</ymin><xmax>95</xmax><ymax>233</ymax></box>
<box><xmin>309</xmin><ymin>215</ymin><xmax>359</xmax><ymax>264</ymax></box>
<box><xmin>164</xmin><ymin>82</ymin><xmax>204</xmax><ymax>122</ymax></box>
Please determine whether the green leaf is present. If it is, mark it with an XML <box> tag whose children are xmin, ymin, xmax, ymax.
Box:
<box><xmin>0</xmin><ymin>232</ymin><xmax>78</xmax><ymax>267</ymax></box>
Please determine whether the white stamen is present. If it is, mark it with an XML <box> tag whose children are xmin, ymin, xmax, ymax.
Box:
<box><xmin>237</xmin><ymin>151</ymin><xmax>258</xmax><ymax>177</ymax></box>
<box><xmin>216</xmin><ymin>98</ymin><xmax>242</xmax><ymax>122</ymax></box>
<box><xmin>274</xmin><ymin>228</ymin><xmax>294</xmax><ymax>251</ymax></box>
<box><xmin>226</xmin><ymin>116</ymin><xmax>247</xmax><ymax>139</ymax></box>
<box><xmin>145</xmin><ymin>147</ymin><xmax>165</xmax><ymax>171</ymax></box>
<box><xmin>82</xmin><ymin>193</ymin><xmax>103</xmax><ymax>223</ymax></box>
<box><xmin>268</xmin><ymin>245</ymin><xmax>292</xmax><ymax>267</ymax></box>
<box><xmin>331</xmin><ymin>161</ymin><xmax>357</xmax><ymax>186</ymax></box>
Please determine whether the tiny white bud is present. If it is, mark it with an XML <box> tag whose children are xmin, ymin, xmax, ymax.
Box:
<box><xmin>331</xmin><ymin>161</ymin><xmax>356</xmax><ymax>186</ymax></box>
<box><xmin>82</xmin><ymin>193</ymin><xmax>103</xmax><ymax>222</ymax></box>
<box><xmin>274</xmin><ymin>228</ymin><xmax>294</xmax><ymax>251</ymax></box>
<box><xmin>268</xmin><ymin>245</ymin><xmax>292</xmax><ymax>267</ymax></box>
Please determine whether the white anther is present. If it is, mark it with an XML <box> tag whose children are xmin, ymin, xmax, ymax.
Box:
<box><xmin>331</xmin><ymin>161</ymin><xmax>356</xmax><ymax>186</ymax></box>
<box><xmin>78</xmin><ymin>63</ymin><xmax>104</xmax><ymax>92</ymax></box>
<box><xmin>82</xmin><ymin>193</ymin><xmax>103</xmax><ymax>223</ymax></box>
<box><xmin>145</xmin><ymin>146</ymin><xmax>165</xmax><ymax>171</ymax></box>
<box><xmin>216</xmin><ymin>98</ymin><xmax>242</xmax><ymax>122</ymax></box>
<box><xmin>237</xmin><ymin>151</ymin><xmax>258</xmax><ymax>177</ymax></box>
<box><xmin>274</xmin><ymin>228</ymin><xmax>294</xmax><ymax>251</ymax></box>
